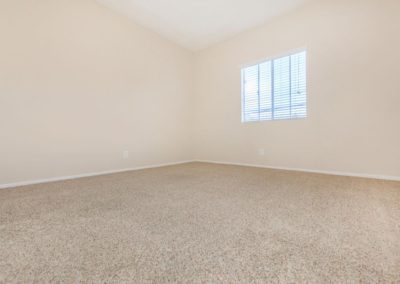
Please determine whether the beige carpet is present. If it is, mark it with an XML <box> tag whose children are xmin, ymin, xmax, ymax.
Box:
<box><xmin>1</xmin><ymin>162</ymin><xmax>399</xmax><ymax>283</ymax></box>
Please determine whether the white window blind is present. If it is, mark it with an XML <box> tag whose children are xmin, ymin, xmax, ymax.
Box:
<box><xmin>241</xmin><ymin>51</ymin><xmax>307</xmax><ymax>122</ymax></box>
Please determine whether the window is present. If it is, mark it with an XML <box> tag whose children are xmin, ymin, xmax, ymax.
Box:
<box><xmin>241</xmin><ymin>50</ymin><xmax>307</xmax><ymax>122</ymax></box>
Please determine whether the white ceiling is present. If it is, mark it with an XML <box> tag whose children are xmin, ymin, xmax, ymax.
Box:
<box><xmin>96</xmin><ymin>0</ymin><xmax>311</xmax><ymax>51</ymax></box>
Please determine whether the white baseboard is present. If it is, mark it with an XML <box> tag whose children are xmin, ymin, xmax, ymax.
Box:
<box><xmin>0</xmin><ymin>160</ymin><xmax>195</xmax><ymax>189</ymax></box>
<box><xmin>195</xmin><ymin>160</ymin><xmax>400</xmax><ymax>182</ymax></box>
<box><xmin>1</xmin><ymin>159</ymin><xmax>398</xmax><ymax>189</ymax></box>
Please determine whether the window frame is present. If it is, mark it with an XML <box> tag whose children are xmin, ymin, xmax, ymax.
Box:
<box><xmin>240</xmin><ymin>48</ymin><xmax>308</xmax><ymax>123</ymax></box>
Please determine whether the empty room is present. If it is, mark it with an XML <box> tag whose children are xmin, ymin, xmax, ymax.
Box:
<box><xmin>1</xmin><ymin>0</ymin><xmax>399</xmax><ymax>282</ymax></box>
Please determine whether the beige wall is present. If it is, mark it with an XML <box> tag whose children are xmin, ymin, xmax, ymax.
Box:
<box><xmin>194</xmin><ymin>0</ymin><xmax>400</xmax><ymax>178</ymax></box>
<box><xmin>0</xmin><ymin>0</ymin><xmax>194</xmax><ymax>185</ymax></box>
<box><xmin>2</xmin><ymin>0</ymin><xmax>399</xmax><ymax>186</ymax></box>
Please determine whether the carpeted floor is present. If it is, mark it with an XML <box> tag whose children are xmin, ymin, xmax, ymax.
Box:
<box><xmin>1</xmin><ymin>162</ymin><xmax>399</xmax><ymax>283</ymax></box>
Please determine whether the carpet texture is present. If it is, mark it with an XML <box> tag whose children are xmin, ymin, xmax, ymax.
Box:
<box><xmin>1</xmin><ymin>162</ymin><xmax>399</xmax><ymax>283</ymax></box>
